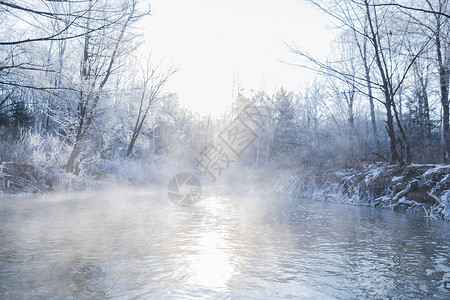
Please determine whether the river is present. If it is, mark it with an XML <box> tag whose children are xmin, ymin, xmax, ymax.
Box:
<box><xmin>0</xmin><ymin>188</ymin><xmax>449</xmax><ymax>299</ymax></box>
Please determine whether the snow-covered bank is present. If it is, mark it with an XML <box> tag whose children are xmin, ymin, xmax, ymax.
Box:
<box><xmin>0</xmin><ymin>159</ymin><xmax>179</xmax><ymax>196</ymax></box>
<box><xmin>273</xmin><ymin>163</ymin><xmax>450</xmax><ymax>221</ymax></box>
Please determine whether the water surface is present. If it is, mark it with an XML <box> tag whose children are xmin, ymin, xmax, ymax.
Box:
<box><xmin>0</xmin><ymin>188</ymin><xmax>449</xmax><ymax>299</ymax></box>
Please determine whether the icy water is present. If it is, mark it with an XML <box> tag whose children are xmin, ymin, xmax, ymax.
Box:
<box><xmin>0</xmin><ymin>188</ymin><xmax>449</xmax><ymax>299</ymax></box>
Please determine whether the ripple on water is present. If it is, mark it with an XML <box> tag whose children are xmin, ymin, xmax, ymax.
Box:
<box><xmin>0</xmin><ymin>190</ymin><xmax>449</xmax><ymax>299</ymax></box>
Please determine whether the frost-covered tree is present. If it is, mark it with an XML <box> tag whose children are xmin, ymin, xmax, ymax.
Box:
<box><xmin>126</xmin><ymin>56</ymin><xmax>177</xmax><ymax>157</ymax></box>
<box><xmin>272</xmin><ymin>88</ymin><xmax>297</xmax><ymax>160</ymax></box>
<box><xmin>65</xmin><ymin>0</ymin><xmax>143</xmax><ymax>173</ymax></box>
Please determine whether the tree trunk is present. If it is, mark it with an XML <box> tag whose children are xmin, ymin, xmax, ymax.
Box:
<box><xmin>435</xmin><ymin>10</ymin><xmax>450</xmax><ymax>162</ymax></box>
<box><xmin>392</xmin><ymin>97</ymin><xmax>410</xmax><ymax>164</ymax></box>
<box><xmin>384</xmin><ymin>99</ymin><xmax>399</xmax><ymax>164</ymax></box>
<box><xmin>365</xmin><ymin>66</ymin><xmax>381</xmax><ymax>153</ymax></box>
<box><xmin>127</xmin><ymin>134</ymin><xmax>138</xmax><ymax>157</ymax></box>
<box><xmin>364</xmin><ymin>0</ymin><xmax>401</xmax><ymax>164</ymax></box>
<box><xmin>66</xmin><ymin>141</ymin><xmax>81</xmax><ymax>174</ymax></box>
<box><xmin>439</xmin><ymin>55</ymin><xmax>450</xmax><ymax>162</ymax></box>
<box><xmin>355</xmin><ymin>23</ymin><xmax>381</xmax><ymax>154</ymax></box>
<box><xmin>443</xmin><ymin>101</ymin><xmax>450</xmax><ymax>162</ymax></box>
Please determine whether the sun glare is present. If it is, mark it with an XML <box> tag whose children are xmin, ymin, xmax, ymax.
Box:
<box><xmin>143</xmin><ymin>0</ymin><xmax>333</xmax><ymax>116</ymax></box>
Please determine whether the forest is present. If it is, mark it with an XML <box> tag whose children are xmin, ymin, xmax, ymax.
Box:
<box><xmin>0</xmin><ymin>0</ymin><xmax>449</xmax><ymax>199</ymax></box>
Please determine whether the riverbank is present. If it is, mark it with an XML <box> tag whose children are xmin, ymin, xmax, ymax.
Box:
<box><xmin>2</xmin><ymin>160</ymin><xmax>450</xmax><ymax>221</ymax></box>
<box><xmin>0</xmin><ymin>159</ymin><xmax>176</xmax><ymax>196</ymax></box>
<box><xmin>273</xmin><ymin>163</ymin><xmax>450</xmax><ymax>221</ymax></box>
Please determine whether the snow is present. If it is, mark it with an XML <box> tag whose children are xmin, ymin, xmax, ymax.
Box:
<box><xmin>441</xmin><ymin>190</ymin><xmax>450</xmax><ymax>220</ymax></box>
<box><xmin>271</xmin><ymin>162</ymin><xmax>450</xmax><ymax>220</ymax></box>
<box><xmin>391</xmin><ymin>176</ymin><xmax>404</xmax><ymax>182</ymax></box>
<box><xmin>364</xmin><ymin>167</ymin><xmax>384</xmax><ymax>184</ymax></box>
<box><xmin>423</xmin><ymin>165</ymin><xmax>450</xmax><ymax>178</ymax></box>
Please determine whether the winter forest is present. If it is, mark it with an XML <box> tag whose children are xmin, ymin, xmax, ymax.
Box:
<box><xmin>1</xmin><ymin>1</ymin><xmax>449</xmax><ymax>183</ymax></box>
<box><xmin>1</xmin><ymin>1</ymin><xmax>450</xmax><ymax>299</ymax></box>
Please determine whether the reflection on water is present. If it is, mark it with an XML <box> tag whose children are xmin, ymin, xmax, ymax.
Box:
<box><xmin>0</xmin><ymin>188</ymin><xmax>449</xmax><ymax>299</ymax></box>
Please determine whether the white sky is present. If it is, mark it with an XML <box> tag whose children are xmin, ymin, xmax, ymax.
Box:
<box><xmin>142</xmin><ymin>0</ymin><xmax>334</xmax><ymax>116</ymax></box>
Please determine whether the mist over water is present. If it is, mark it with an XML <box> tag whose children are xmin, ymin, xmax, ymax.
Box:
<box><xmin>1</xmin><ymin>188</ymin><xmax>449</xmax><ymax>299</ymax></box>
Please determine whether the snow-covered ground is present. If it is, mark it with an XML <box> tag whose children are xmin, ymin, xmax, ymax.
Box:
<box><xmin>272</xmin><ymin>163</ymin><xmax>450</xmax><ymax>221</ymax></box>
<box><xmin>0</xmin><ymin>158</ymin><xmax>181</xmax><ymax>196</ymax></box>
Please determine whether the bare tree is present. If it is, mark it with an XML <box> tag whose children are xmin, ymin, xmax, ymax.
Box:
<box><xmin>287</xmin><ymin>0</ymin><xmax>432</xmax><ymax>164</ymax></box>
<box><xmin>426</xmin><ymin>0</ymin><xmax>450</xmax><ymax>161</ymax></box>
<box><xmin>126</xmin><ymin>56</ymin><xmax>177</xmax><ymax>157</ymax></box>
<box><xmin>391</xmin><ymin>0</ymin><xmax>449</xmax><ymax>161</ymax></box>
<box><xmin>352</xmin><ymin>20</ymin><xmax>381</xmax><ymax>153</ymax></box>
<box><xmin>66</xmin><ymin>0</ymin><xmax>142</xmax><ymax>172</ymax></box>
